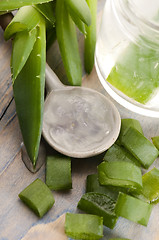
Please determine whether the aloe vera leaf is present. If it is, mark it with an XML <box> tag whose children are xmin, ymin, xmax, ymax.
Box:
<box><xmin>67</xmin><ymin>5</ymin><xmax>86</xmax><ymax>35</ymax></box>
<box><xmin>35</xmin><ymin>2</ymin><xmax>55</xmax><ymax>26</ymax></box>
<box><xmin>65</xmin><ymin>0</ymin><xmax>91</xmax><ymax>26</ymax></box>
<box><xmin>13</xmin><ymin>19</ymin><xmax>46</xmax><ymax>166</ymax></box>
<box><xmin>84</xmin><ymin>0</ymin><xmax>97</xmax><ymax>73</ymax></box>
<box><xmin>56</xmin><ymin>0</ymin><xmax>82</xmax><ymax>86</ymax></box>
<box><xmin>11</xmin><ymin>28</ymin><xmax>37</xmax><ymax>81</ymax></box>
<box><xmin>0</xmin><ymin>0</ymin><xmax>53</xmax><ymax>12</ymax></box>
<box><xmin>4</xmin><ymin>6</ymin><xmax>42</xmax><ymax>40</ymax></box>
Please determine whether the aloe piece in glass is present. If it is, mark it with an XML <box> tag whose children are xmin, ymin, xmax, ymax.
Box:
<box><xmin>107</xmin><ymin>43</ymin><xmax>159</xmax><ymax>104</ymax></box>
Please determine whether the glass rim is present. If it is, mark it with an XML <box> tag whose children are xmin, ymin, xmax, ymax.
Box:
<box><xmin>115</xmin><ymin>0</ymin><xmax>159</xmax><ymax>32</ymax></box>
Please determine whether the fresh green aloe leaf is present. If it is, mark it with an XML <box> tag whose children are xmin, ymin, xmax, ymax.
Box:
<box><xmin>35</xmin><ymin>2</ymin><xmax>55</xmax><ymax>26</ymax></box>
<box><xmin>56</xmin><ymin>0</ymin><xmax>82</xmax><ymax>86</ymax></box>
<box><xmin>11</xmin><ymin>28</ymin><xmax>37</xmax><ymax>81</ymax></box>
<box><xmin>65</xmin><ymin>0</ymin><xmax>91</xmax><ymax>26</ymax></box>
<box><xmin>67</xmin><ymin>6</ymin><xmax>86</xmax><ymax>35</ymax></box>
<box><xmin>4</xmin><ymin>6</ymin><xmax>42</xmax><ymax>40</ymax></box>
<box><xmin>0</xmin><ymin>0</ymin><xmax>53</xmax><ymax>12</ymax></box>
<box><xmin>13</xmin><ymin>18</ymin><xmax>46</xmax><ymax>166</ymax></box>
<box><xmin>84</xmin><ymin>0</ymin><xmax>97</xmax><ymax>73</ymax></box>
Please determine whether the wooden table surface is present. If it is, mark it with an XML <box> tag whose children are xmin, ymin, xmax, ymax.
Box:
<box><xmin>1</xmin><ymin>1</ymin><xmax>159</xmax><ymax>240</ymax></box>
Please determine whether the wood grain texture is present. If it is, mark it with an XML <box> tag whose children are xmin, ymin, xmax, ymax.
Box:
<box><xmin>0</xmin><ymin>28</ymin><xmax>12</xmax><ymax>119</ymax></box>
<box><xmin>0</xmin><ymin>0</ymin><xmax>159</xmax><ymax>240</ymax></box>
<box><xmin>21</xmin><ymin>214</ymin><xmax>67</xmax><ymax>240</ymax></box>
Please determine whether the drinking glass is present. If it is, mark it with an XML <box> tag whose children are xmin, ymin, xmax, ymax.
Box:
<box><xmin>95</xmin><ymin>0</ymin><xmax>159</xmax><ymax>117</ymax></box>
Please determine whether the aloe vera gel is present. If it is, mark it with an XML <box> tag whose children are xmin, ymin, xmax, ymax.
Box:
<box><xmin>96</xmin><ymin>0</ymin><xmax>159</xmax><ymax>116</ymax></box>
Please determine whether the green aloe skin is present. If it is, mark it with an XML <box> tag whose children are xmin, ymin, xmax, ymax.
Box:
<box><xmin>0</xmin><ymin>0</ymin><xmax>53</xmax><ymax>11</ymax></box>
<box><xmin>19</xmin><ymin>178</ymin><xmax>55</xmax><ymax>217</ymax></box>
<box><xmin>13</xmin><ymin>17</ymin><xmax>46</xmax><ymax>166</ymax></box>
<box><xmin>121</xmin><ymin>127</ymin><xmax>159</xmax><ymax>169</ymax></box>
<box><xmin>46</xmin><ymin>155</ymin><xmax>72</xmax><ymax>190</ymax></box>
<box><xmin>65</xmin><ymin>0</ymin><xmax>91</xmax><ymax>26</ymax></box>
<box><xmin>115</xmin><ymin>192</ymin><xmax>152</xmax><ymax>226</ymax></box>
<box><xmin>4</xmin><ymin>6</ymin><xmax>46</xmax><ymax>166</ymax></box>
<box><xmin>133</xmin><ymin>167</ymin><xmax>159</xmax><ymax>204</ymax></box>
<box><xmin>84</xmin><ymin>0</ymin><xmax>97</xmax><ymax>73</ymax></box>
<box><xmin>56</xmin><ymin>0</ymin><xmax>82</xmax><ymax>86</ymax></box>
<box><xmin>65</xmin><ymin>213</ymin><xmax>103</xmax><ymax>240</ymax></box>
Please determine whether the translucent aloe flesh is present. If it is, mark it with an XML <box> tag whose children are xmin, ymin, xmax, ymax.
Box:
<box><xmin>0</xmin><ymin>0</ymin><xmax>53</xmax><ymax>12</ymax></box>
<box><xmin>107</xmin><ymin>43</ymin><xmax>159</xmax><ymax>104</ymax></box>
<box><xmin>13</xmin><ymin>18</ymin><xmax>46</xmax><ymax>166</ymax></box>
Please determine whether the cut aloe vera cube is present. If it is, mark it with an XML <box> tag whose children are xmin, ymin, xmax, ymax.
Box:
<box><xmin>46</xmin><ymin>154</ymin><xmax>72</xmax><ymax>190</ymax></box>
<box><xmin>86</xmin><ymin>174</ymin><xmax>119</xmax><ymax>201</ymax></box>
<box><xmin>19</xmin><ymin>179</ymin><xmax>55</xmax><ymax>217</ymax></box>
<box><xmin>4</xmin><ymin>6</ymin><xmax>42</xmax><ymax>40</ymax></box>
<box><xmin>11</xmin><ymin>28</ymin><xmax>37</xmax><ymax>81</ymax></box>
<box><xmin>103</xmin><ymin>144</ymin><xmax>141</xmax><ymax>167</ymax></box>
<box><xmin>78</xmin><ymin>192</ymin><xmax>118</xmax><ymax>229</ymax></box>
<box><xmin>98</xmin><ymin>161</ymin><xmax>142</xmax><ymax>192</ymax></box>
<box><xmin>115</xmin><ymin>192</ymin><xmax>152</xmax><ymax>226</ymax></box>
<box><xmin>118</xmin><ymin>119</ymin><xmax>143</xmax><ymax>142</ymax></box>
<box><xmin>65</xmin><ymin>213</ymin><xmax>103</xmax><ymax>240</ymax></box>
<box><xmin>152</xmin><ymin>136</ymin><xmax>159</xmax><ymax>150</ymax></box>
<box><xmin>135</xmin><ymin>168</ymin><xmax>159</xmax><ymax>203</ymax></box>
<box><xmin>0</xmin><ymin>0</ymin><xmax>53</xmax><ymax>12</ymax></box>
<box><xmin>121</xmin><ymin>127</ymin><xmax>159</xmax><ymax>169</ymax></box>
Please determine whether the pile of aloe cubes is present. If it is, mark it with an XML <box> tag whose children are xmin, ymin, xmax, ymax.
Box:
<box><xmin>76</xmin><ymin>118</ymin><xmax>159</xmax><ymax>237</ymax></box>
<box><xmin>19</xmin><ymin>118</ymin><xmax>159</xmax><ymax>239</ymax></box>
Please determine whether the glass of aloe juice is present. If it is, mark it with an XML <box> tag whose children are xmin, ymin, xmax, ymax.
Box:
<box><xmin>95</xmin><ymin>0</ymin><xmax>159</xmax><ymax>117</ymax></box>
